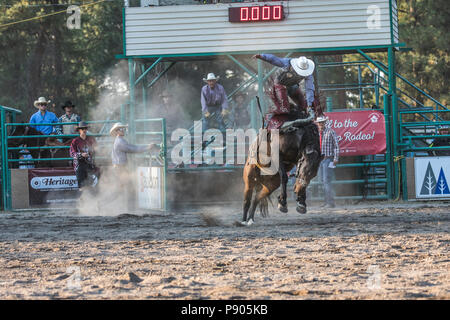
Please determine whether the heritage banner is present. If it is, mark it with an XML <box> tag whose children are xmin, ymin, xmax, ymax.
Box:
<box><xmin>28</xmin><ymin>167</ymin><xmax>80</xmax><ymax>205</ymax></box>
<box><xmin>324</xmin><ymin>110</ymin><xmax>386</xmax><ymax>156</ymax></box>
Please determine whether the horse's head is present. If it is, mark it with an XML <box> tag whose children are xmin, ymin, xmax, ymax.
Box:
<box><xmin>8</xmin><ymin>124</ymin><xmax>44</xmax><ymax>148</ymax></box>
<box><xmin>8</xmin><ymin>124</ymin><xmax>26</xmax><ymax>147</ymax></box>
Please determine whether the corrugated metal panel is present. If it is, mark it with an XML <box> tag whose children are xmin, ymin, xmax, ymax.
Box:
<box><xmin>391</xmin><ymin>0</ymin><xmax>399</xmax><ymax>43</ymax></box>
<box><xmin>124</xmin><ymin>0</ymin><xmax>397</xmax><ymax>56</ymax></box>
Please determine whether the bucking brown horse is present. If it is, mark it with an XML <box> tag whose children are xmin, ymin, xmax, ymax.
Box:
<box><xmin>240</xmin><ymin>92</ymin><xmax>323</xmax><ymax>226</ymax></box>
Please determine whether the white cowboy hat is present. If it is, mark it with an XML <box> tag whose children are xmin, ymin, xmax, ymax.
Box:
<box><xmin>290</xmin><ymin>56</ymin><xmax>315</xmax><ymax>77</ymax></box>
<box><xmin>203</xmin><ymin>73</ymin><xmax>220</xmax><ymax>82</ymax></box>
<box><xmin>109</xmin><ymin>122</ymin><xmax>128</xmax><ymax>136</ymax></box>
<box><xmin>315</xmin><ymin>116</ymin><xmax>329</xmax><ymax>123</ymax></box>
<box><xmin>34</xmin><ymin>96</ymin><xmax>51</xmax><ymax>108</ymax></box>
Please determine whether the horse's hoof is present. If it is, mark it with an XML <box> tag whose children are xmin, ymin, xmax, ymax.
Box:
<box><xmin>235</xmin><ymin>221</ymin><xmax>246</xmax><ymax>227</ymax></box>
<box><xmin>246</xmin><ymin>219</ymin><xmax>254</xmax><ymax>226</ymax></box>
<box><xmin>296</xmin><ymin>205</ymin><xmax>307</xmax><ymax>214</ymax></box>
<box><xmin>277</xmin><ymin>203</ymin><xmax>288</xmax><ymax>213</ymax></box>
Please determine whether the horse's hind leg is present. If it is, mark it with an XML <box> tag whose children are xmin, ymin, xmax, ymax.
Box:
<box><xmin>247</xmin><ymin>184</ymin><xmax>272</xmax><ymax>224</ymax></box>
<box><xmin>277</xmin><ymin>162</ymin><xmax>288</xmax><ymax>213</ymax></box>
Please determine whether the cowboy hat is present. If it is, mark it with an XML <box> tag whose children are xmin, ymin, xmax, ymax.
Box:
<box><xmin>61</xmin><ymin>100</ymin><xmax>76</xmax><ymax>110</ymax></box>
<box><xmin>315</xmin><ymin>116</ymin><xmax>329</xmax><ymax>123</ymax></box>
<box><xmin>75</xmin><ymin>121</ymin><xmax>89</xmax><ymax>131</ymax></box>
<box><xmin>109</xmin><ymin>122</ymin><xmax>128</xmax><ymax>136</ymax></box>
<box><xmin>203</xmin><ymin>73</ymin><xmax>220</xmax><ymax>82</ymax></box>
<box><xmin>290</xmin><ymin>56</ymin><xmax>315</xmax><ymax>77</ymax></box>
<box><xmin>34</xmin><ymin>97</ymin><xmax>51</xmax><ymax>108</ymax></box>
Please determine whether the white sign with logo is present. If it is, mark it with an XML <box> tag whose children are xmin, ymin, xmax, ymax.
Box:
<box><xmin>137</xmin><ymin>167</ymin><xmax>163</xmax><ymax>209</ymax></box>
<box><xmin>415</xmin><ymin>157</ymin><xmax>450</xmax><ymax>199</ymax></box>
<box><xmin>30</xmin><ymin>175</ymin><xmax>78</xmax><ymax>190</ymax></box>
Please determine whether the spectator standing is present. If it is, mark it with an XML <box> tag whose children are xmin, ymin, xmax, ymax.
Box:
<box><xmin>70</xmin><ymin>121</ymin><xmax>99</xmax><ymax>190</ymax></box>
<box><xmin>157</xmin><ymin>91</ymin><xmax>188</xmax><ymax>133</ymax></box>
<box><xmin>200</xmin><ymin>73</ymin><xmax>229</xmax><ymax>131</ymax></box>
<box><xmin>59</xmin><ymin>100</ymin><xmax>81</xmax><ymax>138</ymax></box>
<box><xmin>29</xmin><ymin>97</ymin><xmax>61</xmax><ymax>135</ymax></box>
<box><xmin>232</xmin><ymin>92</ymin><xmax>250</xmax><ymax>129</ymax></box>
<box><xmin>316</xmin><ymin>116</ymin><xmax>339</xmax><ymax>208</ymax></box>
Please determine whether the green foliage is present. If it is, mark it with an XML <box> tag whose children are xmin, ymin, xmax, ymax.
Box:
<box><xmin>0</xmin><ymin>0</ymin><xmax>123</xmax><ymax>121</ymax></box>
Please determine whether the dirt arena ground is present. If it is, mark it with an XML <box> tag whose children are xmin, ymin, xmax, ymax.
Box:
<box><xmin>0</xmin><ymin>201</ymin><xmax>448</xmax><ymax>300</ymax></box>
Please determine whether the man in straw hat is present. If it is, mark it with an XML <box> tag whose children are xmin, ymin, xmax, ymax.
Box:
<box><xmin>316</xmin><ymin>116</ymin><xmax>339</xmax><ymax>208</ymax></box>
<box><xmin>58</xmin><ymin>100</ymin><xmax>81</xmax><ymax>137</ymax></box>
<box><xmin>110</xmin><ymin>122</ymin><xmax>159</xmax><ymax>166</ymax></box>
<box><xmin>29</xmin><ymin>96</ymin><xmax>61</xmax><ymax>135</ymax></box>
<box><xmin>253</xmin><ymin>54</ymin><xmax>316</xmax><ymax>110</ymax></box>
<box><xmin>70</xmin><ymin>121</ymin><xmax>99</xmax><ymax>190</ymax></box>
<box><xmin>200</xmin><ymin>72</ymin><xmax>229</xmax><ymax>131</ymax></box>
<box><xmin>110</xmin><ymin>122</ymin><xmax>160</xmax><ymax>210</ymax></box>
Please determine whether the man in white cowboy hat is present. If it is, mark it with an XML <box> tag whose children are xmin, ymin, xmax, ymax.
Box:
<box><xmin>29</xmin><ymin>96</ymin><xmax>61</xmax><ymax>135</ymax></box>
<box><xmin>110</xmin><ymin>122</ymin><xmax>159</xmax><ymax>166</ymax></box>
<box><xmin>200</xmin><ymin>72</ymin><xmax>229</xmax><ymax>131</ymax></box>
<box><xmin>253</xmin><ymin>54</ymin><xmax>316</xmax><ymax>109</ymax></box>
<box><xmin>58</xmin><ymin>100</ymin><xmax>82</xmax><ymax>137</ymax></box>
<box><xmin>315</xmin><ymin>116</ymin><xmax>339</xmax><ymax>208</ymax></box>
<box><xmin>109</xmin><ymin>122</ymin><xmax>160</xmax><ymax>210</ymax></box>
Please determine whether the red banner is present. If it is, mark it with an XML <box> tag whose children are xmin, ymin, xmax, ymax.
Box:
<box><xmin>324</xmin><ymin>110</ymin><xmax>386</xmax><ymax>156</ymax></box>
<box><xmin>28</xmin><ymin>167</ymin><xmax>81</xmax><ymax>205</ymax></box>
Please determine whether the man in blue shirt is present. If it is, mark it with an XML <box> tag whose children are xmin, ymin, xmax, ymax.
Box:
<box><xmin>29</xmin><ymin>96</ymin><xmax>61</xmax><ymax>135</ymax></box>
<box><xmin>253</xmin><ymin>54</ymin><xmax>316</xmax><ymax>108</ymax></box>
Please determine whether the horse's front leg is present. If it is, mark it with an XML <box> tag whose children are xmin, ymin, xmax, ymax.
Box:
<box><xmin>243</xmin><ymin>184</ymin><xmax>253</xmax><ymax>223</ymax></box>
<box><xmin>277</xmin><ymin>162</ymin><xmax>288</xmax><ymax>213</ymax></box>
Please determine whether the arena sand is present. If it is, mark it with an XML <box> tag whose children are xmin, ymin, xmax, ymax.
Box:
<box><xmin>0</xmin><ymin>201</ymin><xmax>448</xmax><ymax>299</ymax></box>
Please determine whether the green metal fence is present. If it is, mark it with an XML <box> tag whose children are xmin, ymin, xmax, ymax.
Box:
<box><xmin>0</xmin><ymin>105</ymin><xmax>22</xmax><ymax>210</ymax></box>
<box><xmin>1</xmin><ymin>117</ymin><xmax>167</xmax><ymax>211</ymax></box>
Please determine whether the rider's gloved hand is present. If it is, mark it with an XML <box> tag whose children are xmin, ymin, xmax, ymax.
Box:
<box><xmin>204</xmin><ymin>111</ymin><xmax>211</xmax><ymax>118</ymax></box>
<box><xmin>221</xmin><ymin>109</ymin><xmax>230</xmax><ymax>117</ymax></box>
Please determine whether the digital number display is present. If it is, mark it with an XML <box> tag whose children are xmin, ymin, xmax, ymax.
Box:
<box><xmin>228</xmin><ymin>5</ymin><xmax>284</xmax><ymax>23</ymax></box>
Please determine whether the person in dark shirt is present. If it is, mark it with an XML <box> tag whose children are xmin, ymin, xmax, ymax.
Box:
<box><xmin>232</xmin><ymin>92</ymin><xmax>250</xmax><ymax>129</ymax></box>
<box><xmin>429</xmin><ymin>125</ymin><xmax>450</xmax><ymax>156</ymax></box>
<box><xmin>69</xmin><ymin>121</ymin><xmax>99</xmax><ymax>190</ymax></box>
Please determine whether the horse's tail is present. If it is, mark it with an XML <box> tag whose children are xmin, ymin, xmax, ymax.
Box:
<box><xmin>255</xmin><ymin>182</ymin><xmax>272</xmax><ymax>218</ymax></box>
<box><xmin>259</xmin><ymin>195</ymin><xmax>272</xmax><ymax>218</ymax></box>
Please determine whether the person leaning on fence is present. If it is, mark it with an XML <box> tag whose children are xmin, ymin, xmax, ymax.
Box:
<box><xmin>429</xmin><ymin>125</ymin><xmax>450</xmax><ymax>156</ymax></box>
<box><xmin>70</xmin><ymin>121</ymin><xmax>99</xmax><ymax>191</ymax></box>
<box><xmin>58</xmin><ymin>100</ymin><xmax>81</xmax><ymax>139</ymax></box>
<box><xmin>110</xmin><ymin>122</ymin><xmax>160</xmax><ymax>210</ymax></box>
<box><xmin>200</xmin><ymin>73</ymin><xmax>229</xmax><ymax>131</ymax></box>
<box><xmin>29</xmin><ymin>96</ymin><xmax>62</xmax><ymax>135</ymax></box>
<box><xmin>316</xmin><ymin>116</ymin><xmax>339</xmax><ymax>209</ymax></box>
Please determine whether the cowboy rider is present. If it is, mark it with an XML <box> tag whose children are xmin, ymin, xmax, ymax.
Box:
<box><xmin>253</xmin><ymin>54</ymin><xmax>318</xmax><ymax>129</ymax></box>
<box><xmin>253</xmin><ymin>54</ymin><xmax>315</xmax><ymax>108</ymax></box>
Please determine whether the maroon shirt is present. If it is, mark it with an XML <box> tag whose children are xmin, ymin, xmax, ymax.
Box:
<box><xmin>69</xmin><ymin>136</ymin><xmax>97</xmax><ymax>171</ymax></box>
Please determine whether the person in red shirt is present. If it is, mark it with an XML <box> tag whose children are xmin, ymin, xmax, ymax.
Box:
<box><xmin>69</xmin><ymin>121</ymin><xmax>99</xmax><ymax>190</ymax></box>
